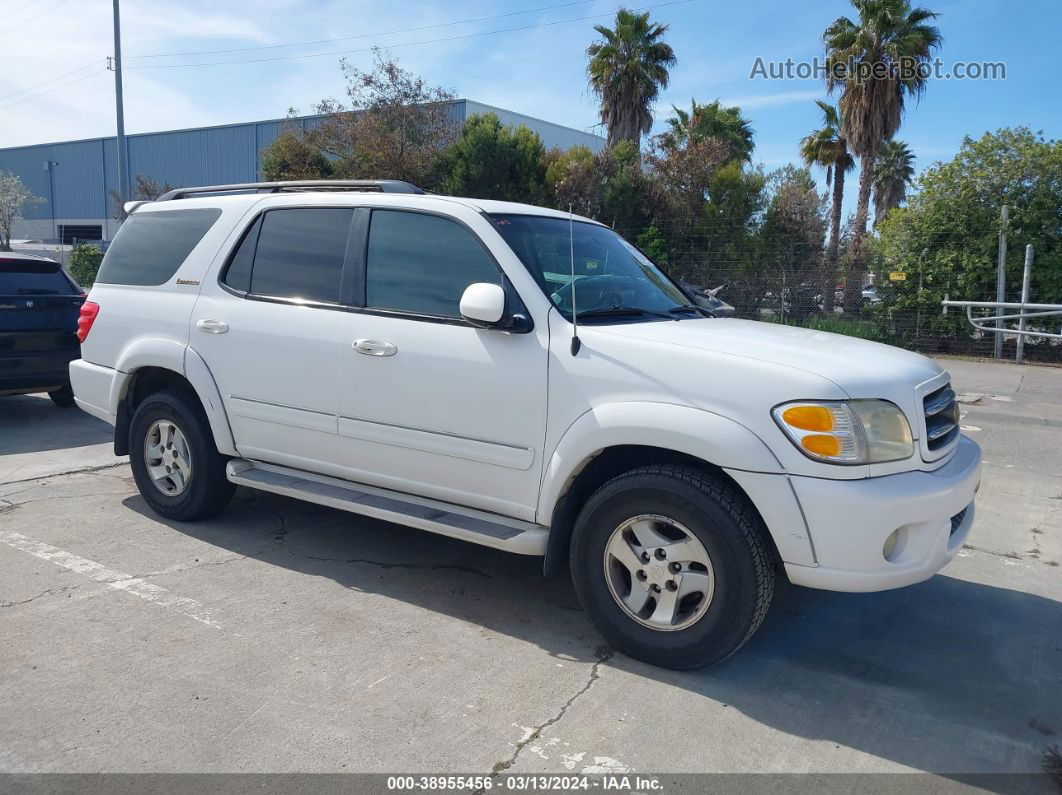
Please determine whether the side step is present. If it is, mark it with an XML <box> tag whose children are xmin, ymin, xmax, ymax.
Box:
<box><xmin>226</xmin><ymin>459</ymin><xmax>548</xmax><ymax>555</ymax></box>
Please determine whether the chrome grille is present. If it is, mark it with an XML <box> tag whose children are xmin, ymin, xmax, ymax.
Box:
<box><xmin>923</xmin><ymin>383</ymin><xmax>959</xmax><ymax>452</ymax></box>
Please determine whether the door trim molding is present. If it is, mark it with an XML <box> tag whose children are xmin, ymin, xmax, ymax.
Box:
<box><xmin>338</xmin><ymin>413</ymin><xmax>535</xmax><ymax>470</ymax></box>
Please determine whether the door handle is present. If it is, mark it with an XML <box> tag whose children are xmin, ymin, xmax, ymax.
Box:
<box><xmin>353</xmin><ymin>338</ymin><xmax>397</xmax><ymax>356</ymax></box>
<box><xmin>196</xmin><ymin>319</ymin><xmax>229</xmax><ymax>334</ymax></box>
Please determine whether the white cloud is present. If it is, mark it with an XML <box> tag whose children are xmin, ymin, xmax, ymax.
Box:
<box><xmin>717</xmin><ymin>89</ymin><xmax>824</xmax><ymax>110</ymax></box>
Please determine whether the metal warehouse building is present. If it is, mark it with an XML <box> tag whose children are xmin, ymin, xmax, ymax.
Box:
<box><xmin>0</xmin><ymin>99</ymin><xmax>603</xmax><ymax>243</ymax></box>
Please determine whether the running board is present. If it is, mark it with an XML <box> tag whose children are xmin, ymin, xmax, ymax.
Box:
<box><xmin>226</xmin><ymin>459</ymin><xmax>548</xmax><ymax>555</ymax></box>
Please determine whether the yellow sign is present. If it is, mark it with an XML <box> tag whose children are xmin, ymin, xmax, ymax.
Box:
<box><xmin>889</xmin><ymin>271</ymin><xmax>907</xmax><ymax>282</ymax></box>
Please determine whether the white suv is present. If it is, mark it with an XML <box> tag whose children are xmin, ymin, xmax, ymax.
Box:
<box><xmin>70</xmin><ymin>180</ymin><xmax>981</xmax><ymax>668</ymax></box>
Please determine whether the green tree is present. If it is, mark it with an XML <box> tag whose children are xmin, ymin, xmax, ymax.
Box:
<box><xmin>645</xmin><ymin>128</ymin><xmax>766</xmax><ymax>292</ymax></box>
<box><xmin>876</xmin><ymin>127</ymin><xmax>1062</xmax><ymax>351</ymax></box>
<box><xmin>597</xmin><ymin>139</ymin><xmax>651</xmax><ymax>231</ymax></box>
<box><xmin>586</xmin><ymin>8</ymin><xmax>676</xmax><ymax>149</ymax></box>
<box><xmin>0</xmin><ymin>170</ymin><xmax>44</xmax><ymax>251</ymax></box>
<box><xmin>660</xmin><ymin>100</ymin><xmax>755</xmax><ymax>162</ymax></box>
<box><xmin>760</xmin><ymin>166</ymin><xmax>828</xmax><ymax>318</ymax></box>
<box><xmin>311</xmin><ymin>49</ymin><xmax>458</xmax><ymax>186</ymax></box>
<box><xmin>824</xmin><ymin>0</ymin><xmax>942</xmax><ymax>314</ymax></box>
<box><xmin>545</xmin><ymin>145</ymin><xmax>600</xmax><ymax>216</ymax></box>
<box><xmin>872</xmin><ymin>139</ymin><xmax>916</xmax><ymax>225</ymax></box>
<box><xmin>544</xmin><ymin>140</ymin><xmax>651</xmax><ymax>237</ymax></box>
<box><xmin>261</xmin><ymin>129</ymin><xmax>333</xmax><ymax>181</ymax></box>
<box><xmin>799</xmin><ymin>100</ymin><xmax>853</xmax><ymax>311</ymax></box>
<box><xmin>435</xmin><ymin>114</ymin><xmax>547</xmax><ymax>203</ymax></box>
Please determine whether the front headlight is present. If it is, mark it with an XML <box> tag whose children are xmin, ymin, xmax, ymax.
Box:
<box><xmin>772</xmin><ymin>400</ymin><xmax>913</xmax><ymax>464</ymax></box>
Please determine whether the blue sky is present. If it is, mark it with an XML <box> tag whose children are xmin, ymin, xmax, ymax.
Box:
<box><xmin>2</xmin><ymin>0</ymin><xmax>1060</xmax><ymax>212</ymax></box>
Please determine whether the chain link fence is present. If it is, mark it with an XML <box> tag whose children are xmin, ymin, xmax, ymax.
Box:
<box><xmin>616</xmin><ymin>223</ymin><xmax>1062</xmax><ymax>365</ymax></box>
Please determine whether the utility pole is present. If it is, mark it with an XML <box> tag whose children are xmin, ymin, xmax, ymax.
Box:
<box><xmin>993</xmin><ymin>205</ymin><xmax>1008</xmax><ymax>358</ymax></box>
<box><xmin>111</xmin><ymin>0</ymin><xmax>130</xmax><ymax>213</ymax></box>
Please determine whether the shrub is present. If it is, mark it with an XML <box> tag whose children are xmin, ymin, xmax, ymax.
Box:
<box><xmin>69</xmin><ymin>243</ymin><xmax>104</xmax><ymax>288</ymax></box>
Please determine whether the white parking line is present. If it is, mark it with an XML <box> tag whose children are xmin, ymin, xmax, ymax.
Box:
<box><xmin>0</xmin><ymin>530</ymin><xmax>221</xmax><ymax>629</ymax></box>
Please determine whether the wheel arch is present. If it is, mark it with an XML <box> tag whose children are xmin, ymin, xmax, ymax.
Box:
<box><xmin>111</xmin><ymin>350</ymin><xmax>236</xmax><ymax>457</ymax></box>
<box><xmin>539</xmin><ymin>403</ymin><xmax>787</xmax><ymax>577</ymax></box>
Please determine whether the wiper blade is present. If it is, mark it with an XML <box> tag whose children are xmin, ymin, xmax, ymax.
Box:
<box><xmin>667</xmin><ymin>304</ymin><xmax>708</xmax><ymax>317</ymax></box>
<box><xmin>575</xmin><ymin>306</ymin><xmax>676</xmax><ymax>320</ymax></box>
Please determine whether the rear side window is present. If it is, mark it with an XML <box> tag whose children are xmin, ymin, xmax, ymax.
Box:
<box><xmin>366</xmin><ymin>210</ymin><xmax>500</xmax><ymax>318</ymax></box>
<box><xmin>248</xmin><ymin>209</ymin><xmax>353</xmax><ymax>304</ymax></box>
<box><xmin>0</xmin><ymin>259</ymin><xmax>77</xmax><ymax>295</ymax></box>
<box><xmin>96</xmin><ymin>208</ymin><xmax>221</xmax><ymax>286</ymax></box>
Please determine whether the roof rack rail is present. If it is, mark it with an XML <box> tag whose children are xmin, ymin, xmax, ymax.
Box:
<box><xmin>155</xmin><ymin>179</ymin><xmax>425</xmax><ymax>201</ymax></box>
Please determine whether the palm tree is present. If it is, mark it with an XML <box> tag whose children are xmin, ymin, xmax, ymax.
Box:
<box><xmin>800</xmin><ymin>100</ymin><xmax>853</xmax><ymax>312</ymax></box>
<box><xmin>872</xmin><ymin>139</ymin><xmax>915</xmax><ymax>225</ymax></box>
<box><xmin>661</xmin><ymin>100</ymin><xmax>755</xmax><ymax>162</ymax></box>
<box><xmin>824</xmin><ymin>0</ymin><xmax>941</xmax><ymax>314</ymax></box>
<box><xmin>587</xmin><ymin>8</ymin><xmax>677</xmax><ymax>149</ymax></box>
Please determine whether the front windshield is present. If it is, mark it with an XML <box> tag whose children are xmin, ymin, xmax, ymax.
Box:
<box><xmin>489</xmin><ymin>214</ymin><xmax>693</xmax><ymax>322</ymax></box>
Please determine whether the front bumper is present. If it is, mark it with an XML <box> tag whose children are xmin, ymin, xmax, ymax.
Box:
<box><xmin>784</xmin><ymin>435</ymin><xmax>982</xmax><ymax>592</ymax></box>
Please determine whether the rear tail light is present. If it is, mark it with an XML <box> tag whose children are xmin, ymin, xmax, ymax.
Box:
<box><xmin>77</xmin><ymin>301</ymin><xmax>100</xmax><ymax>343</ymax></box>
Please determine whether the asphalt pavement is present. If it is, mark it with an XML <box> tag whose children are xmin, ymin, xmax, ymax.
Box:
<box><xmin>0</xmin><ymin>357</ymin><xmax>1059</xmax><ymax>781</ymax></box>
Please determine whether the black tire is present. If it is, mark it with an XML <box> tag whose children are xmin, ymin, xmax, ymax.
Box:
<box><xmin>129</xmin><ymin>388</ymin><xmax>235</xmax><ymax>521</ymax></box>
<box><xmin>48</xmin><ymin>385</ymin><xmax>76</xmax><ymax>407</ymax></box>
<box><xmin>569</xmin><ymin>465</ymin><xmax>775</xmax><ymax>669</ymax></box>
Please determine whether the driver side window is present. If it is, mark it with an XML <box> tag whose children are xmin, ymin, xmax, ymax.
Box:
<box><xmin>366</xmin><ymin>210</ymin><xmax>501</xmax><ymax>319</ymax></box>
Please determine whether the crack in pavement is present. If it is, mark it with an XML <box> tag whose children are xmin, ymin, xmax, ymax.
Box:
<box><xmin>286</xmin><ymin>549</ymin><xmax>494</xmax><ymax>577</ymax></box>
<box><xmin>244</xmin><ymin>496</ymin><xmax>289</xmax><ymax>549</ymax></box>
<box><xmin>1</xmin><ymin>583</ymin><xmax>84</xmax><ymax>608</ymax></box>
<box><xmin>483</xmin><ymin>646</ymin><xmax>613</xmax><ymax>785</ymax></box>
<box><xmin>132</xmin><ymin>554</ymin><xmax>254</xmax><ymax>581</ymax></box>
<box><xmin>0</xmin><ymin>461</ymin><xmax>128</xmax><ymax>489</ymax></box>
<box><xmin>244</xmin><ymin>495</ymin><xmax>494</xmax><ymax>578</ymax></box>
<box><xmin>962</xmin><ymin>543</ymin><xmax>1024</xmax><ymax>560</ymax></box>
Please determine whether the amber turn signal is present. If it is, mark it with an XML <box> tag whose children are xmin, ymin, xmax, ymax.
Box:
<box><xmin>800</xmin><ymin>434</ymin><xmax>841</xmax><ymax>457</ymax></box>
<box><xmin>781</xmin><ymin>405</ymin><xmax>834</xmax><ymax>432</ymax></box>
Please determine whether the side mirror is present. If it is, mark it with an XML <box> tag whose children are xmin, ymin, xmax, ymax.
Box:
<box><xmin>460</xmin><ymin>283</ymin><xmax>507</xmax><ymax>328</ymax></box>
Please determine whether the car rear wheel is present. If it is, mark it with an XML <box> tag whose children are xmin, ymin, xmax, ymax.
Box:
<box><xmin>570</xmin><ymin>465</ymin><xmax>775</xmax><ymax>669</ymax></box>
<box><xmin>48</xmin><ymin>385</ymin><xmax>75</xmax><ymax>407</ymax></box>
<box><xmin>129</xmin><ymin>389</ymin><xmax>235</xmax><ymax>521</ymax></box>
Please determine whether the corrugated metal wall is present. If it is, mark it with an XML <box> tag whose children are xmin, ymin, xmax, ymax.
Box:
<box><xmin>0</xmin><ymin>102</ymin><xmax>604</xmax><ymax>232</ymax></box>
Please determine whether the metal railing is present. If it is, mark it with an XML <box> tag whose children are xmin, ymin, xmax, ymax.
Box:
<box><xmin>941</xmin><ymin>244</ymin><xmax>1061</xmax><ymax>362</ymax></box>
<box><xmin>942</xmin><ymin>299</ymin><xmax>1062</xmax><ymax>362</ymax></box>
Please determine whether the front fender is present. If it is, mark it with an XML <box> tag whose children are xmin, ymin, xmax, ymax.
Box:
<box><xmin>537</xmin><ymin>401</ymin><xmax>784</xmax><ymax>523</ymax></box>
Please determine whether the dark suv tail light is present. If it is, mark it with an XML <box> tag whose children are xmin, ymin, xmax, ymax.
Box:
<box><xmin>77</xmin><ymin>301</ymin><xmax>100</xmax><ymax>343</ymax></box>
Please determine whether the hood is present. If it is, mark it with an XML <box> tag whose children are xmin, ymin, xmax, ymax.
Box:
<box><xmin>592</xmin><ymin>317</ymin><xmax>943</xmax><ymax>397</ymax></box>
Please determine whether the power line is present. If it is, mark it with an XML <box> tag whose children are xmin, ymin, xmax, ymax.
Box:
<box><xmin>0</xmin><ymin>0</ymin><xmax>48</xmax><ymax>21</ymax></box>
<box><xmin>6</xmin><ymin>0</ymin><xmax>72</xmax><ymax>34</ymax></box>
<box><xmin>125</xmin><ymin>0</ymin><xmax>692</xmax><ymax>70</ymax></box>
<box><xmin>0</xmin><ymin>59</ymin><xmax>105</xmax><ymax>103</ymax></box>
<box><xmin>126</xmin><ymin>0</ymin><xmax>598</xmax><ymax>60</ymax></box>
<box><xmin>0</xmin><ymin>67</ymin><xmax>106</xmax><ymax>111</ymax></box>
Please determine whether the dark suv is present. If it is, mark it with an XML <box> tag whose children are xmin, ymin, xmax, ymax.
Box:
<box><xmin>0</xmin><ymin>253</ymin><xmax>85</xmax><ymax>407</ymax></box>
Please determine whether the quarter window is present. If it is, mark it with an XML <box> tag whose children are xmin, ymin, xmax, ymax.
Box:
<box><xmin>249</xmin><ymin>208</ymin><xmax>353</xmax><ymax>304</ymax></box>
<box><xmin>366</xmin><ymin>210</ymin><xmax>500</xmax><ymax>318</ymax></box>
<box><xmin>221</xmin><ymin>215</ymin><xmax>261</xmax><ymax>293</ymax></box>
<box><xmin>96</xmin><ymin>208</ymin><xmax>221</xmax><ymax>286</ymax></box>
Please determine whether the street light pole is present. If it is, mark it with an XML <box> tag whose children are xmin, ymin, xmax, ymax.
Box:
<box><xmin>111</xmin><ymin>0</ymin><xmax>129</xmax><ymax>212</ymax></box>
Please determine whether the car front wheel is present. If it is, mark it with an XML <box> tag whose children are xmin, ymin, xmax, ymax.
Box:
<box><xmin>570</xmin><ymin>465</ymin><xmax>775</xmax><ymax>669</ymax></box>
